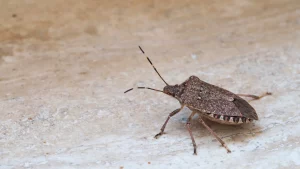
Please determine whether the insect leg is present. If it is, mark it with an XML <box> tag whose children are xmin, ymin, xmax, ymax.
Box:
<box><xmin>154</xmin><ymin>106</ymin><xmax>184</xmax><ymax>139</ymax></box>
<box><xmin>198</xmin><ymin>117</ymin><xmax>232</xmax><ymax>153</ymax></box>
<box><xmin>186</xmin><ymin>111</ymin><xmax>197</xmax><ymax>155</ymax></box>
<box><xmin>237</xmin><ymin>92</ymin><xmax>271</xmax><ymax>101</ymax></box>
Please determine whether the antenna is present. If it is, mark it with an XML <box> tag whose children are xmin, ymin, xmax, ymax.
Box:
<box><xmin>124</xmin><ymin>87</ymin><xmax>164</xmax><ymax>93</ymax></box>
<box><xmin>138</xmin><ymin>46</ymin><xmax>169</xmax><ymax>86</ymax></box>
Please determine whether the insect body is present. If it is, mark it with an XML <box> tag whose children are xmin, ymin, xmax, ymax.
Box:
<box><xmin>125</xmin><ymin>46</ymin><xmax>271</xmax><ymax>155</ymax></box>
<box><xmin>164</xmin><ymin>76</ymin><xmax>259</xmax><ymax>125</ymax></box>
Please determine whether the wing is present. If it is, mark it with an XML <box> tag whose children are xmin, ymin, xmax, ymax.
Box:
<box><xmin>187</xmin><ymin>97</ymin><xmax>258</xmax><ymax>120</ymax></box>
<box><xmin>181</xmin><ymin>76</ymin><xmax>258</xmax><ymax>120</ymax></box>
<box><xmin>232</xmin><ymin>96</ymin><xmax>258</xmax><ymax>119</ymax></box>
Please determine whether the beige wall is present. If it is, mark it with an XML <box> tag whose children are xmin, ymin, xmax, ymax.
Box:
<box><xmin>0</xmin><ymin>1</ymin><xmax>300</xmax><ymax>168</ymax></box>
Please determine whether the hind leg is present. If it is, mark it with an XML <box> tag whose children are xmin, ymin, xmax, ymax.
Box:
<box><xmin>237</xmin><ymin>92</ymin><xmax>271</xmax><ymax>101</ymax></box>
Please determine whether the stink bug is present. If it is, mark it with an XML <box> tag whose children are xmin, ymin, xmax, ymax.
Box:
<box><xmin>125</xmin><ymin>46</ymin><xmax>271</xmax><ymax>155</ymax></box>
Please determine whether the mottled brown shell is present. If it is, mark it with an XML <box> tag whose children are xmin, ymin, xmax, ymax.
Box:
<box><xmin>174</xmin><ymin>76</ymin><xmax>258</xmax><ymax>124</ymax></box>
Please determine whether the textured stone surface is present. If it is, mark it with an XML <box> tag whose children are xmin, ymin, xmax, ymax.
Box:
<box><xmin>0</xmin><ymin>0</ymin><xmax>300</xmax><ymax>169</ymax></box>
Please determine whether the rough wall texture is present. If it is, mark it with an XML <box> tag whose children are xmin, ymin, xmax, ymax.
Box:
<box><xmin>0</xmin><ymin>0</ymin><xmax>300</xmax><ymax>169</ymax></box>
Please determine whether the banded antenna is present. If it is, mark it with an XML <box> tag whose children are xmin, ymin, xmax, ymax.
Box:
<box><xmin>124</xmin><ymin>87</ymin><xmax>164</xmax><ymax>94</ymax></box>
<box><xmin>138</xmin><ymin>46</ymin><xmax>169</xmax><ymax>86</ymax></box>
<box><xmin>124</xmin><ymin>46</ymin><xmax>169</xmax><ymax>94</ymax></box>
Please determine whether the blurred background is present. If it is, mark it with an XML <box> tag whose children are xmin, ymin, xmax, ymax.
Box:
<box><xmin>0</xmin><ymin>0</ymin><xmax>300</xmax><ymax>169</ymax></box>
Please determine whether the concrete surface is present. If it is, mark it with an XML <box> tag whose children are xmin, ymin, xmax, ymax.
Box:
<box><xmin>0</xmin><ymin>0</ymin><xmax>300</xmax><ymax>169</ymax></box>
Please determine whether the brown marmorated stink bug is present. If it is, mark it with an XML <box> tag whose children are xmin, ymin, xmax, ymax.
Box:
<box><xmin>124</xmin><ymin>46</ymin><xmax>271</xmax><ymax>155</ymax></box>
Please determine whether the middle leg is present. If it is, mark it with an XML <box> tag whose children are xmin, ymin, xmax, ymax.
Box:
<box><xmin>198</xmin><ymin>117</ymin><xmax>231</xmax><ymax>153</ymax></box>
<box><xmin>186</xmin><ymin>111</ymin><xmax>197</xmax><ymax>155</ymax></box>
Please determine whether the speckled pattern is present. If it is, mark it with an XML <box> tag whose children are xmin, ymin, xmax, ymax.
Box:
<box><xmin>1</xmin><ymin>0</ymin><xmax>300</xmax><ymax>169</ymax></box>
<box><xmin>183</xmin><ymin>76</ymin><xmax>258</xmax><ymax>119</ymax></box>
<box><xmin>163</xmin><ymin>75</ymin><xmax>258</xmax><ymax>123</ymax></box>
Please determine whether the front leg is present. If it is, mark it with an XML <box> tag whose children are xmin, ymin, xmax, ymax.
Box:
<box><xmin>237</xmin><ymin>92</ymin><xmax>272</xmax><ymax>101</ymax></box>
<box><xmin>154</xmin><ymin>106</ymin><xmax>184</xmax><ymax>139</ymax></box>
